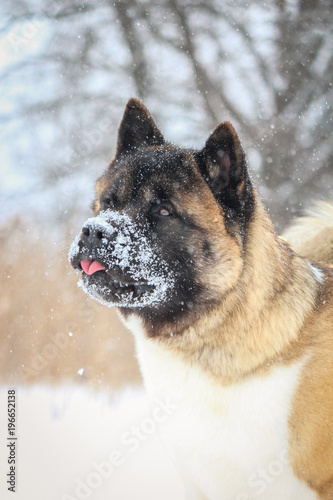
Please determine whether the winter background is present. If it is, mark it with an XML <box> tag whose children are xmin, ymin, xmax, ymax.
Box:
<box><xmin>0</xmin><ymin>0</ymin><xmax>332</xmax><ymax>499</ymax></box>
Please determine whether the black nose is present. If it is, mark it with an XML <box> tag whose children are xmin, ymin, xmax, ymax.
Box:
<box><xmin>81</xmin><ymin>225</ymin><xmax>105</xmax><ymax>244</ymax></box>
<box><xmin>79</xmin><ymin>222</ymin><xmax>113</xmax><ymax>255</ymax></box>
<box><xmin>78</xmin><ymin>217</ymin><xmax>119</xmax><ymax>257</ymax></box>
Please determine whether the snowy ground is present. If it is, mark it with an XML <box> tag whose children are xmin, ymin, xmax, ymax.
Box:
<box><xmin>0</xmin><ymin>385</ymin><xmax>184</xmax><ymax>500</ymax></box>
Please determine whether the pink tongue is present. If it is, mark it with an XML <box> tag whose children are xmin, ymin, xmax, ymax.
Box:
<box><xmin>80</xmin><ymin>258</ymin><xmax>105</xmax><ymax>275</ymax></box>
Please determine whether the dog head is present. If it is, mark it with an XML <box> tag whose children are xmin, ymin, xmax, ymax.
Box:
<box><xmin>69</xmin><ymin>98</ymin><xmax>255</xmax><ymax>332</ymax></box>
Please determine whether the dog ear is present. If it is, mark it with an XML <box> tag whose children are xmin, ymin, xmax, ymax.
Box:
<box><xmin>116</xmin><ymin>98</ymin><xmax>165</xmax><ymax>156</ymax></box>
<box><xmin>196</xmin><ymin>122</ymin><xmax>252</xmax><ymax>213</ymax></box>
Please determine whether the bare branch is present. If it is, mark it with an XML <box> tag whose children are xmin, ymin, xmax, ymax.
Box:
<box><xmin>112</xmin><ymin>0</ymin><xmax>150</xmax><ymax>99</ymax></box>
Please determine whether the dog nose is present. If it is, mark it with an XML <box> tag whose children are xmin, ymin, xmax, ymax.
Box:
<box><xmin>81</xmin><ymin>225</ymin><xmax>105</xmax><ymax>244</ymax></box>
<box><xmin>79</xmin><ymin>222</ymin><xmax>111</xmax><ymax>254</ymax></box>
<box><xmin>78</xmin><ymin>218</ymin><xmax>118</xmax><ymax>255</ymax></box>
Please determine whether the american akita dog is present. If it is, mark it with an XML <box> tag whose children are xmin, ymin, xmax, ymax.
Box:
<box><xmin>69</xmin><ymin>98</ymin><xmax>333</xmax><ymax>499</ymax></box>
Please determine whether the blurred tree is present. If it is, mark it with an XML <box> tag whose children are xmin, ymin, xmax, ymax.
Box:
<box><xmin>1</xmin><ymin>0</ymin><xmax>332</xmax><ymax>229</ymax></box>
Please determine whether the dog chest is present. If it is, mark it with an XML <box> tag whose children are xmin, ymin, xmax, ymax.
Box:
<box><xmin>129</xmin><ymin>320</ymin><xmax>316</xmax><ymax>500</ymax></box>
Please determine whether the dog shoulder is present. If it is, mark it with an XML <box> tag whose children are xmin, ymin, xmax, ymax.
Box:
<box><xmin>289</xmin><ymin>266</ymin><xmax>333</xmax><ymax>495</ymax></box>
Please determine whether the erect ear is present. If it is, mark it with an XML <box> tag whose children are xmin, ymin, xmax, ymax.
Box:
<box><xmin>116</xmin><ymin>98</ymin><xmax>165</xmax><ymax>156</ymax></box>
<box><xmin>197</xmin><ymin>121</ymin><xmax>253</xmax><ymax>213</ymax></box>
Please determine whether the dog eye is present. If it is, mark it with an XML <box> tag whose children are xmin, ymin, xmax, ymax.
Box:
<box><xmin>102</xmin><ymin>197</ymin><xmax>113</xmax><ymax>209</ymax></box>
<box><xmin>158</xmin><ymin>207</ymin><xmax>171</xmax><ymax>216</ymax></box>
<box><xmin>150</xmin><ymin>201</ymin><xmax>174</xmax><ymax>218</ymax></box>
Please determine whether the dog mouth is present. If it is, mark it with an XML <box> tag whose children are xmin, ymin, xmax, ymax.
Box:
<box><xmin>76</xmin><ymin>257</ymin><xmax>155</xmax><ymax>301</ymax></box>
<box><xmin>69</xmin><ymin>210</ymin><xmax>175</xmax><ymax>308</ymax></box>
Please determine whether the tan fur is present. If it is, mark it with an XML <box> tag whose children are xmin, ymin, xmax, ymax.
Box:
<box><xmin>289</xmin><ymin>295</ymin><xmax>333</xmax><ymax>498</ymax></box>
<box><xmin>180</xmin><ymin>160</ymin><xmax>244</xmax><ymax>301</ymax></box>
<box><xmin>93</xmin><ymin>176</ymin><xmax>109</xmax><ymax>213</ymax></box>
<box><xmin>282</xmin><ymin>200</ymin><xmax>333</xmax><ymax>265</ymax></box>
<box><xmin>292</xmin><ymin>227</ymin><xmax>333</xmax><ymax>265</ymax></box>
<box><xmin>281</xmin><ymin>201</ymin><xmax>333</xmax><ymax>497</ymax></box>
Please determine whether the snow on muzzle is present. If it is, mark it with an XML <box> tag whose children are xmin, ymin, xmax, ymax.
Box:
<box><xmin>69</xmin><ymin>210</ymin><xmax>175</xmax><ymax>308</ymax></box>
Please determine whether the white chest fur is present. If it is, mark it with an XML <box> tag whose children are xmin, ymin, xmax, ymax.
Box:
<box><xmin>126</xmin><ymin>317</ymin><xmax>316</xmax><ymax>500</ymax></box>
